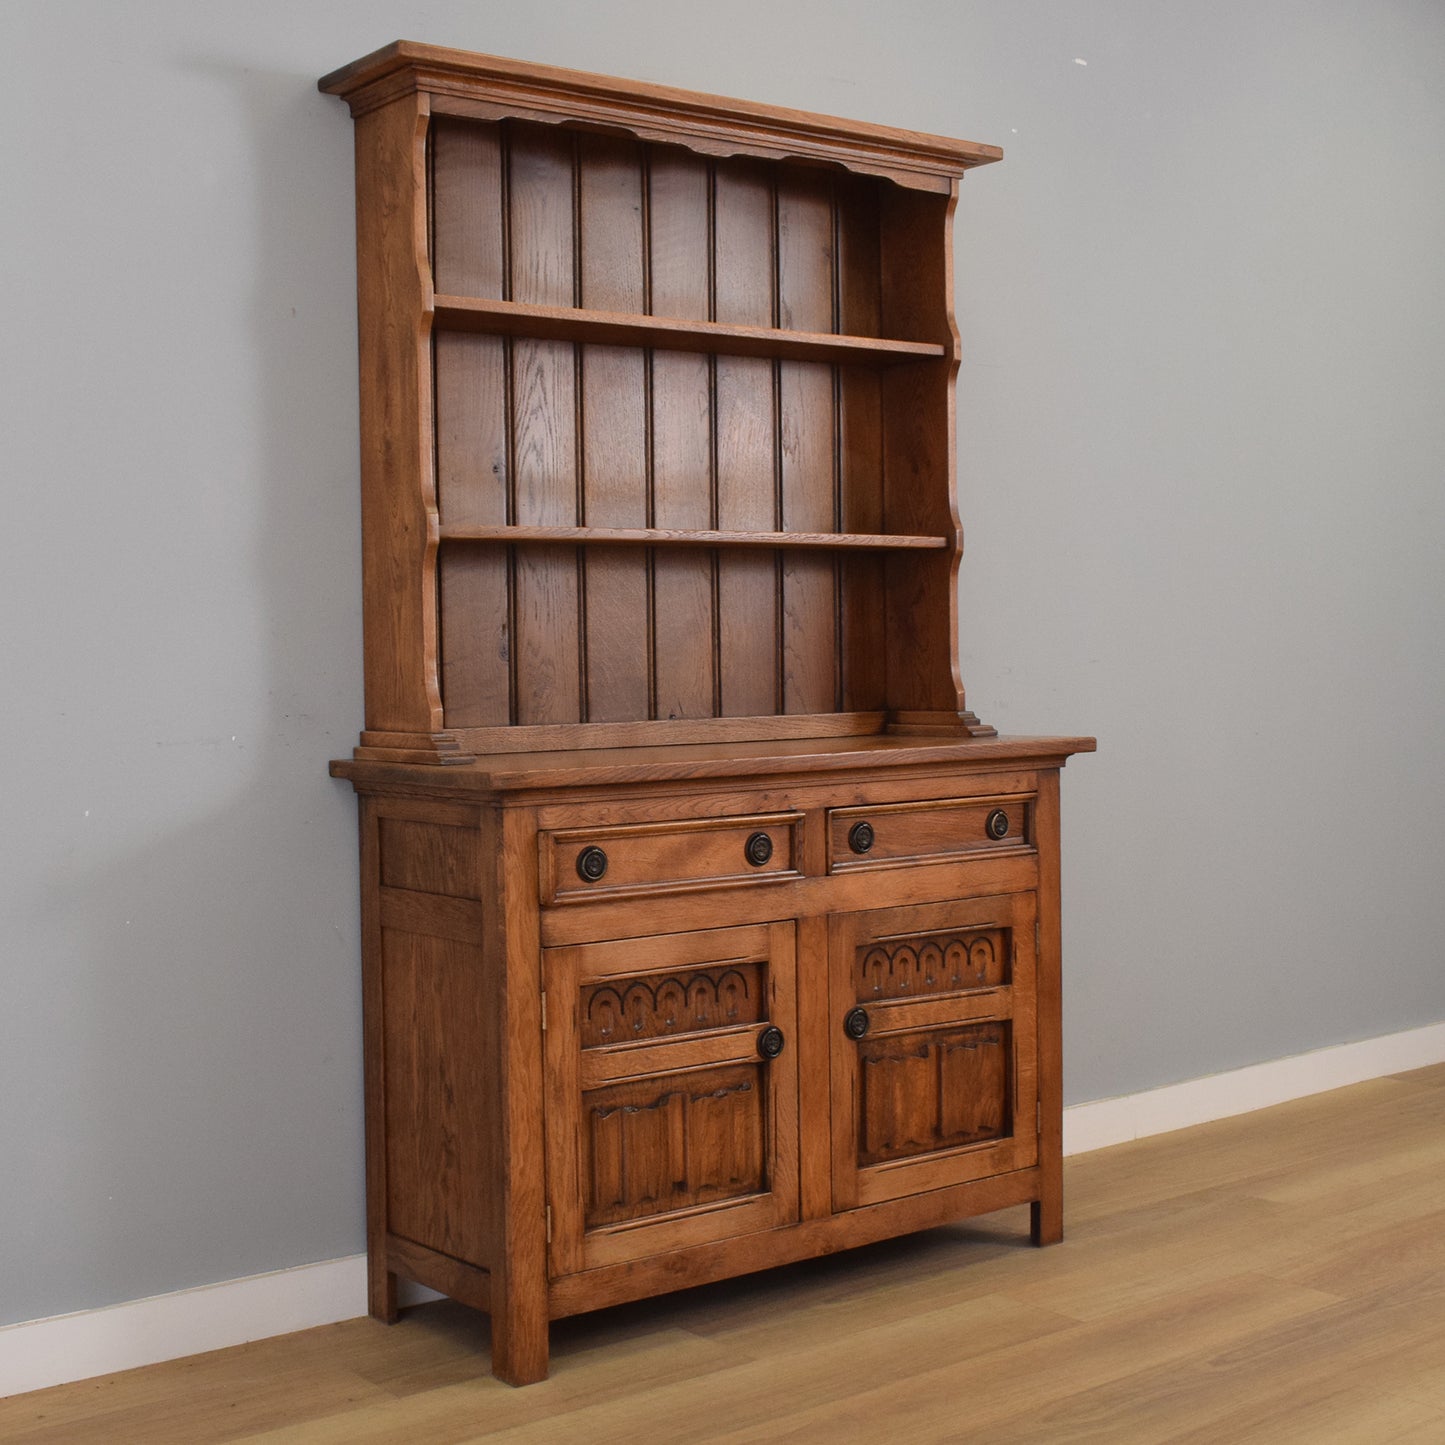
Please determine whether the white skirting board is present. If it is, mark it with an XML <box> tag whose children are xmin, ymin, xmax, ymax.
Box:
<box><xmin>5</xmin><ymin>1018</ymin><xmax>1444</xmax><ymax>1402</ymax></box>
<box><xmin>0</xmin><ymin>1261</ymin><xmax>441</xmax><ymax>1402</ymax></box>
<box><xmin>1060</xmin><ymin>1019</ymin><xmax>1445</xmax><ymax>1156</ymax></box>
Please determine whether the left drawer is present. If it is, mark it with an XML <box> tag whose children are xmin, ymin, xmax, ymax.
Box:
<box><xmin>540</xmin><ymin>813</ymin><xmax>804</xmax><ymax>904</ymax></box>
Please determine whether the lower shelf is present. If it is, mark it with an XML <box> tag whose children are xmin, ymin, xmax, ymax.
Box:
<box><xmin>438</xmin><ymin>524</ymin><xmax>949</xmax><ymax>550</ymax></box>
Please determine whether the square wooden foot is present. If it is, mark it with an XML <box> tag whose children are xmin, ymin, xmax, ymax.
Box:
<box><xmin>490</xmin><ymin>1311</ymin><xmax>550</xmax><ymax>1386</ymax></box>
<box><xmin>368</xmin><ymin>1261</ymin><xmax>399</xmax><ymax>1324</ymax></box>
<box><xmin>1031</xmin><ymin>1195</ymin><xmax>1063</xmax><ymax>1247</ymax></box>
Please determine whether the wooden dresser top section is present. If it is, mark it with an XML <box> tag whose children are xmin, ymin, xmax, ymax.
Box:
<box><xmin>331</xmin><ymin>733</ymin><xmax>1096</xmax><ymax>796</ymax></box>
<box><xmin>317</xmin><ymin>40</ymin><xmax>1002</xmax><ymax>191</ymax></box>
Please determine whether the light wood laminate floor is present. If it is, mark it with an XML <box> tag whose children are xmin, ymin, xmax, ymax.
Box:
<box><xmin>6</xmin><ymin>1064</ymin><xmax>1444</xmax><ymax>1443</ymax></box>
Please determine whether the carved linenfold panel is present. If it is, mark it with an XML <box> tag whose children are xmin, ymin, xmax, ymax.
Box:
<box><xmin>856</xmin><ymin>927</ymin><xmax>1009</xmax><ymax>1003</ymax></box>
<box><xmin>857</xmin><ymin>1023</ymin><xmax>1010</xmax><ymax>1166</ymax></box>
<box><xmin>583</xmin><ymin>1064</ymin><xmax>767</xmax><ymax>1227</ymax></box>
<box><xmin>580</xmin><ymin>962</ymin><xmax>766</xmax><ymax>1047</ymax></box>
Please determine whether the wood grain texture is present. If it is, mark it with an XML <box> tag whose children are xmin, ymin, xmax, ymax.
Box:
<box><xmin>352</xmin><ymin>95</ymin><xmax>443</xmax><ymax>739</ymax></box>
<box><xmin>545</xmin><ymin>921</ymin><xmax>800</xmax><ymax>1278</ymax></box>
<box><xmin>829</xmin><ymin>891</ymin><xmax>1039</xmax><ymax>1212</ymax></box>
<box><xmin>437</xmin><ymin>711</ymin><xmax>893</xmax><ymax>758</ymax></box>
<box><xmin>776</xmin><ymin>164</ymin><xmax>838</xmax><ymax>713</ymax></box>
<box><xmin>879</xmin><ymin>184</ymin><xmax>967</xmax><ymax>723</ymax></box>
<box><xmin>433</xmin><ymin>295</ymin><xmax>945</xmax><ymax>362</ymax></box>
<box><xmin>1032</xmin><ymin>768</ymin><xmax>1064</xmax><ymax>1246</ymax></box>
<box><xmin>335</xmin><ymin>732</ymin><xmax>1095</xmax><ymax>794</ymax></box>
<box><xmin>492</xmin><ymin>806</ymin><xmax>550</xmax><ymax>1385</ymax></box>
<box><xmin>429</xmin><ymin>123</ymin><xmax>510</xmax><ymax>729</ymax></box>
<box><xmin>321</xmin><ymin>43</ymin><xmax>1004</xmax><ymax>182</ymax></box>
<box><xmin>357</xmin><ymin>801</ymin><xmax>397</xmax><ymax>1323</ymax></box>
<box><xmin>379</xmin><ymin>928</ymin><xmax>491</xmax><ymax>1262</ymax></box>
<box><xmin>377</xmin><ymin>816</ymin><xmax>484</xmax><ymax>896</ymax></box>
<box><xmin>540</xmin><ymin>811</ymin><xmax>801</xmax><ymax>904</ymax></box>
<box><xmin>335</xmin><ymin>747</ymin><xmax>1086</xmax><ymax>1383</ymax></box>
<box><xmin>826</xmin><ymin>793</ymin><xmax>1034</xmax><ymax>872</ymax></box>
<box><xmin>578</xmin><ymin>340</ymin><xmax>651</xmax><ymax>722</ymax></box>
<box><xmin>434</xmin><ymin>332</ymin><xmax>510</xmax><ymax>727</ymax></box>
<box><xmin>429</xmin><ymin>116</ymin><xmax>504</xmax><ymax>297</ymax></box>
<box><xmin>440</xmin><ymin>525</ymin><xmax>944</xmax><ymax>549</ymax></box>
<box><xmin>583</xmin><ymin>1065</ymin><xmax>768</xmax><ymax>1226</ymax></box>
<box><xmin>371</xmin><ymin>807</ymin><xmax>493</xmax><ymax>1277</ymax></box>
<box><xmin>336</xmin><ymin>56</ymin><xmax>1013</xmax><ymax>760</ymax></box>
<box><xmin>508</xmin><ymin>124</ymin><xmax>581</xmax><ymax>728</ymax></box>
<box><xmin>578</xmin><ymin>133</ymin><xmax>650</xmax><ymax>723</ymax></box>
<box><xmin>385</xmin><ymin>1236</ymin><xmax>491</xmax><ymax>1313</ymax></box>
<box><xmin>325</xmin><ymin>51</ymin><xmax>1089</xmax><ymax>1393</ymax></box>
<box><xmin>713</xmin><ymin>156</ymin><xmax>780</xmax><ymax>720</ymax></box>
<box><xmin>836</xmin><ymin>172</ymin><xmax>887</xmax><ymax>710</ymax></box>
<box><xmin>648</xmin><ymin>148</ymin><xmax>716</xmax><ymax>719</ymax></box>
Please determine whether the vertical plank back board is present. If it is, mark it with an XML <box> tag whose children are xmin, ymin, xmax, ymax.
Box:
<box><xmin>713</xmin><ymin>156</ymin><xmax>780</xmax><ymax>717</ymax></box>
<box><xmin>508</xmin><ymin>123</ymin><xmax>582</xmax><ymax>724</ymax></box>
<box><xmin>432</xmin><ymin>118</ymin><xmax>510</xmax><ymax>726</ymax></box>
<box><xmin>578</xmin><ymin>134</ymin><xmax>651</xmax><ymax>721</ymax></box>
<box><xmin>776</xmin><ymin>169</ymin><xmax>839</xmax><ymax>714</ymax></box>
<box><xmin>836</xmin><ymin>174</ymin><xmax>886</xmax><ymax>710</ymax></box>
<box><xmin>648</xmin><ymin>148</ymin><xmax>717</xmax><ymax>718</ymax></box>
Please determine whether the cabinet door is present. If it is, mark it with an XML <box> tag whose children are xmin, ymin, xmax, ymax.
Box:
<box><xmin>829</xmin><ymin>893</ymin><xmax>1038</xmax><ymax>1210</ymax></box>
<box><xmin>544</xmin><ymin>922</ymin><xmax>799</xmax><ymax>1275</ymax></box>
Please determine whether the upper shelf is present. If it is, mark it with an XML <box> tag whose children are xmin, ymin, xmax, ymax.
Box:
<box><xmin>432</xmin><ymin>296</ymin><xmax>949</xmax><ymax>366</ymax></box>
<box><xmin>439</xmin><ymin>525</ymin><xmax>950</xmax><ymax>551</ymax></box>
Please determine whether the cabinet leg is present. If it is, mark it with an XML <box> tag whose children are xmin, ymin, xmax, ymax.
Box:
<box><xmin>1031</xmin><ymin>1183</ymin><xmax>1063</xmax><ymax>1247</ymax></box>
<box><xmin>490</xmin><ymin>1295</ymin><xmax>550</xmax><ymax>1386</ymax></box>
<box><xmin>368</xmin><ymin>1260</ymin><xmax>399</xmax><ymax>1324</ymax></box>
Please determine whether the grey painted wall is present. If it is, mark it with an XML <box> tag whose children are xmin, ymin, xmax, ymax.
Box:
<box><xmin>2</xmin><ymin>0</ymin><xmax>1443</xmax><ymax>1328</ymax></box>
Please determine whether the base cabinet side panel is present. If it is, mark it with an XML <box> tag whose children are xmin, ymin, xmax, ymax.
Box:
<box><xmin>380</xmin><ymin>928</ymin><xmax>495</xmax><ymax>1263</ymax></box>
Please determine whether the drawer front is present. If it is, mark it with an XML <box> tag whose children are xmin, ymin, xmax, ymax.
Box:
<box><xmin>541</xmin><ymin>812</ymin><xmax>803</xmax><ymax>904</ymax></box>
<box><xmin>827</xmin><ymin>795</ymin><xmax>1033</xmax><ymax>872</ymax></box>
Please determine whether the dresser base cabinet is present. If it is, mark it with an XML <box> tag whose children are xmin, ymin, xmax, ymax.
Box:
<box><xmin>334</xmin><ymin>736</ymin><xmax>1090</xmax><ymax>1384</ymax></box>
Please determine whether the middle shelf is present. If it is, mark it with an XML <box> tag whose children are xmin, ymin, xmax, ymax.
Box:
<box><xmin>437</xmin><ymin>525</ymin><xmax>950</xmax><ymax>551</ymax></box>
<box><xmin>432</xmin><ymin>295</ymin><xmax>950</xmax><ymax>366</ymax></box>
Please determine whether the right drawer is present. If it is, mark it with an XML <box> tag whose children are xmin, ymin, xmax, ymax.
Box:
<box><xmin>827</xmin><ymin>794</ymin><xmax>1034</xmax><ymax>872</ymax></box>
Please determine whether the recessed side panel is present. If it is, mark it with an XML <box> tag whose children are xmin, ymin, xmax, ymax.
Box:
<box><xmin>380</xmin><ymin>928</ymin><xmax>492</xmax><ymax>1264</ymax></box>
